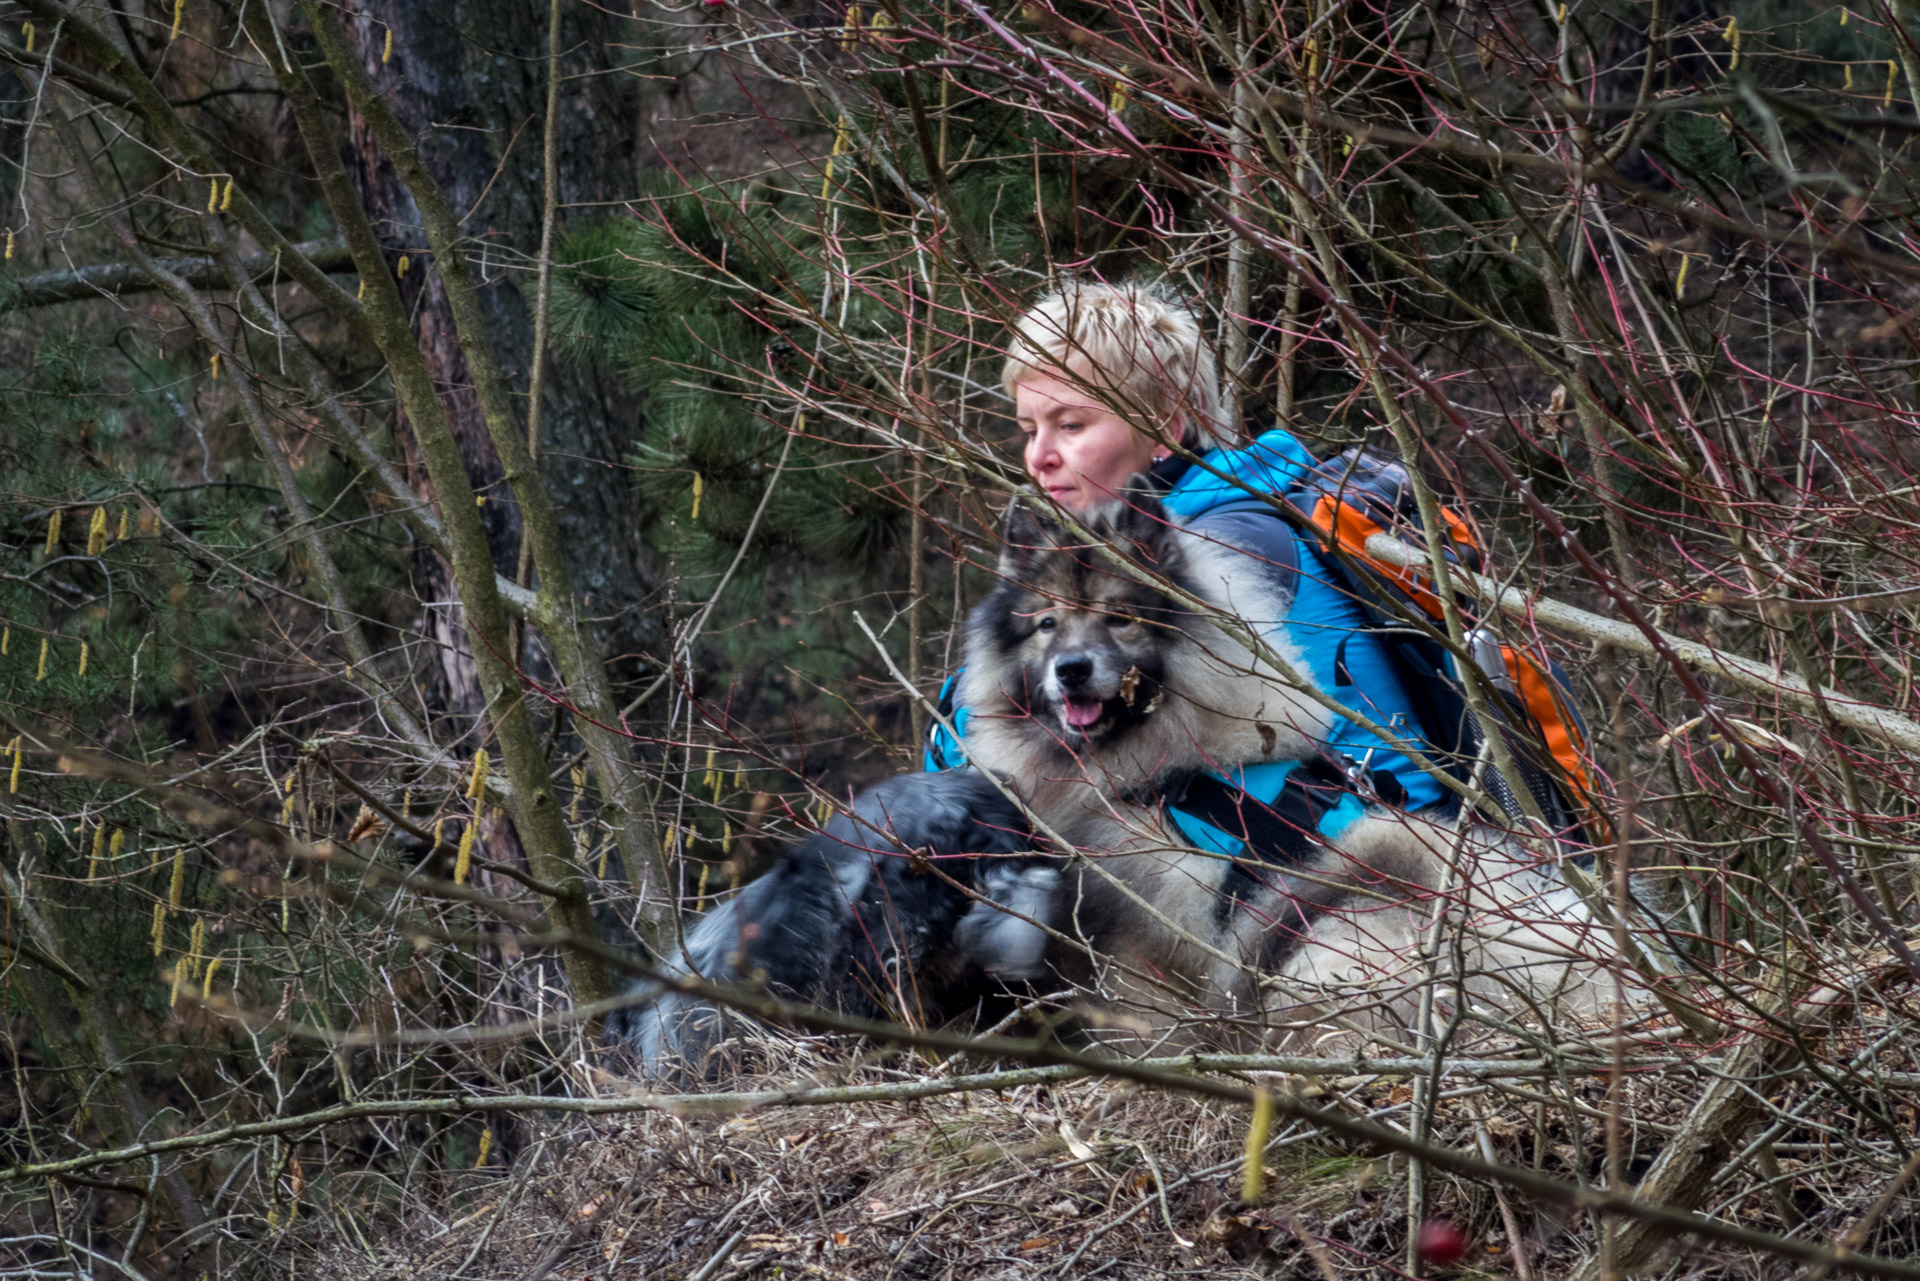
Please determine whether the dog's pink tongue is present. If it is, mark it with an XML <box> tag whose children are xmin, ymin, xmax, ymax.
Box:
<box><xmin>1063</xmin><ymin>697</ymin><xmax>1105</xmax><ymax>727</ymax></box>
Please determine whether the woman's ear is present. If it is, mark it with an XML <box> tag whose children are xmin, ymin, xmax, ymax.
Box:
<box><xmin>1154</xmin><ymin>415</ymin><xmax>1195</xmax><ymax>461</ymax></box>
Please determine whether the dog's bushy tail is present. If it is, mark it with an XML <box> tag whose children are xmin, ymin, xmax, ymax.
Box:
<box><xmin>611</xmin><ymin>770</ymin><xmax>1033</xmax><ymax>1080</ymax></box>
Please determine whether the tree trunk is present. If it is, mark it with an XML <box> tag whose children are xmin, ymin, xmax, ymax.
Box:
<box><xmin>336</xmin><ymin>1</ymin><xmax>661</xmax><ymax>719</ymax></box>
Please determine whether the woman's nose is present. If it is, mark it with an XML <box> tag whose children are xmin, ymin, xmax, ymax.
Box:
<box><xmin>1025</xmin><ymin>428</ymin><xmax>1058</xmax><ymax>473</ymax></box>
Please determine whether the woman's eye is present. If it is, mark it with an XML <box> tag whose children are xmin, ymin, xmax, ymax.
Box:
<box><xmin>1060</xmin><ymin>421</ymin><xmax>1083</xmax><ymax>433</ymax></box>
<box><xmin>1036</xmin><ymin>616</ymin><xmax>1057</xmax><ymax>633</ymax></box>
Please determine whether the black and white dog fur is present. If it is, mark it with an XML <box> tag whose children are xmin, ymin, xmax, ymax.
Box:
<box><xmin>620</xmin><ymin>495</ymin><xmax>1613</xmax><ymax>1075</ymax></box>
<box><xmin>614</xmin><ymin>771</ymin><xmax>1034</xmax><ymax>1077</ymax></box>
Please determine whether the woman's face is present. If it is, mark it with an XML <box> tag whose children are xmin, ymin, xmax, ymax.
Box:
<box><xmin>1016</xmin><ymin>370</ymin><xmax>1163</xmax><ymax>513</ymax></box>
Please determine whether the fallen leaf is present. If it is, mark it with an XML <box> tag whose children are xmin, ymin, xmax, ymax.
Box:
<box><xmin>1020</xmin><ymin>1237</ymin><xmax>1055</xmax><ymax>1252</ymax></box>
<box><xmin>1200</xmin><ymin>1204</ymin><xmax>1258</xmax><ymax>1245</ymax></box>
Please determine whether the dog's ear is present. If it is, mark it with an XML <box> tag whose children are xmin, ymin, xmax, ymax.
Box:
<box><xmin>1107</xmin><ymin>488</ymin><xmax>1177</xmax><ymax>567</ymax></box>
<box><xmin>998</xmin><ymin>497</ymin><xmax>1054</xmax><ymax>572</ymax></box>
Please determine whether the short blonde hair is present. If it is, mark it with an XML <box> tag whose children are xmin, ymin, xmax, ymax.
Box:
<box><xmin>1000</xmin><ymin>278</ymin><xmax>1227</xmax><ymax>446</ymax></box>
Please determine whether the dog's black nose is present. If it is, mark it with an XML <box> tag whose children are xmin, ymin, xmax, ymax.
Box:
<box><xmin>1054</xmin><ymin>656</ymin><xmax>1094</xmax><ymax>689</ymax></box>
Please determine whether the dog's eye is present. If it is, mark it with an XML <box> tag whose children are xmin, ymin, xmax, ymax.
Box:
<box><xmin>1036</xmin><ymin>616</ymin><xmax>1057</xmax><ymax>633</ymax></box>
<box><xmin>1107</xmin><ymin>615</ymin><xmax>1137</xmax><ymax>631</ymax></box>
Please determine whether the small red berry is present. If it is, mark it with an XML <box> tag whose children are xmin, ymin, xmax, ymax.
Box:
<box><xmin>1416</xmin><ymin>1219</ymin><xmax>1471</xmax><ymax>1267</ymax></box>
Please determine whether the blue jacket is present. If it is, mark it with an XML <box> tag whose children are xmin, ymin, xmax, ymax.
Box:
<box><xmin>926</xmin><ymin>429</ymin><xmax>1448</xmax><ymax>845</ymax></box>
<box><xmin>1156</xmin><ymin>430</ymin><xmax>1448</xmax><ymax>819</ymax></box>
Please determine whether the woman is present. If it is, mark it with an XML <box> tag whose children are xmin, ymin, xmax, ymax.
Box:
<box><xmin>928</xmin><ymin>278</ymin><xmax>1450</xmax><ymax>825</ymax></box>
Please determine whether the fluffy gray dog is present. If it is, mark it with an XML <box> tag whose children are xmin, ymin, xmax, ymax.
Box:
<box><xmin>619</xmin><ymin>495</ymin><xmax>1614</xmax><ymax>1076</ymax></box>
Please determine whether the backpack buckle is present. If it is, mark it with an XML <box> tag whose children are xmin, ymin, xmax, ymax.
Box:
<box><xmin>1331</xmin><ymin>739</ymin><xmax>1408</xmax><ymax>810</ymax></box>
<box><xmin>1311</xmin><ymin>747</ymin><xmax>1377</xmax><ymax>807</ymax></box>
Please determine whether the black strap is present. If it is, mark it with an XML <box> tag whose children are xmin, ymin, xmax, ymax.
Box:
<box><xmin>1164</xmin><ymin>756</ymin><xmax>1359</xmax><ymax>931</ymax></box>
<box><xmin>1176</xmin><ymin>774</ymin><xmax>1316</xmax><ymax>866</ymax></box>
<box><xmin>1166</xmin><ymin>755</ymin><xmax>1358</xmax><ymax>869</ymax></box>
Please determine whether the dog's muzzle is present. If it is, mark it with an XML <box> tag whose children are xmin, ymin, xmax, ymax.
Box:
<box><xmin>1052</xmin><ymin>656</ymin><xmax>1107</xmax><ymax>729</ymax></box>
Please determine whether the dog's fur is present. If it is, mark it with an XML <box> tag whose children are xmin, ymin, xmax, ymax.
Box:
<box><xmin>955</xmin><ymin>497</ymin><xmax>1330</xmax><ymax>815</ymax></box>
<box><xmin>620</xmin><ymin>494</ymin><xmax>1612</xmax><ymax>1077</ymax></box>
<box><xmin>612</xmin><ymin>771</ymin><xmax>1033</xmax><ymax>1079</ymax></box>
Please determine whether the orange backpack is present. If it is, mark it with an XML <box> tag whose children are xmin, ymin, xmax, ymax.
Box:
<box><xmin>1286</xmin><ymin>449</ymin><xmax>1606</xmax><ymax>843</ymax></box>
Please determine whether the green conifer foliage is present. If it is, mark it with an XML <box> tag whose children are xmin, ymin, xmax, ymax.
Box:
<box><xmin>548</xmin><ymin>135</ymin><xmax>1076</xmax><ymax>731</ymax></box>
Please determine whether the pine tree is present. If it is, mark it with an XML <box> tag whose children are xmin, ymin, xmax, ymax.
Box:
<box><xmin>547</xmin><ymin>106</ymin><xmax>1084</xmax><ymax>743</ymax></box>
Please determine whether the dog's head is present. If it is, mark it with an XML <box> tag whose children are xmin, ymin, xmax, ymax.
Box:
<box><xmin>972</xmin><ymin>492</ymin><xmax>1190</xmax><ymax>744</ymax></box>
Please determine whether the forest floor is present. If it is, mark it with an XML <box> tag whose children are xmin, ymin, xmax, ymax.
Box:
<box><xmin>308</xmin><ymin>1032</ymin><xmax>1910</xmax><ymax>1281</ymax></box>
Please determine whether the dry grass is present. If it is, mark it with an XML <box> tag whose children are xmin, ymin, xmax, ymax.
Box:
<box><xmin>301</xmin><ymin>1025</ymin><xmax>1920</xmax><ymax>1281</ymax></box>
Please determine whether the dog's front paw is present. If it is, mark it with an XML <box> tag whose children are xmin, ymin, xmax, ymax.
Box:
<box><xmin>959</xmin><ymin>861</ymin><xmax>1061</xmax><ymax>978</ymax></box>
